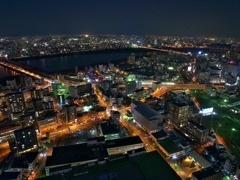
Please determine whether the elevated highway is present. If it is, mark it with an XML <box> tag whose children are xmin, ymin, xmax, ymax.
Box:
<box><xmin>0</xmin><ymin>59</ymin><xmax>53</xmax><ymax>83</ymax></box>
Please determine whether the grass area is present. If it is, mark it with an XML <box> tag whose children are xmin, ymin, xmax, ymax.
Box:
<box><xmin>192</xmin><ymin>90</ymin><xmax>240</xmax><ymax>161</ymax></box>
<box><xmin>158</xmin><ymin>138</ymin><xmax>183</xmax><ymax>154</ymax></box>
<box><xmin>81</xmin><ymin>151</ymin><xmax>181</xmax><ymax>180</ymax></box>
<box><xmin>134</xmin><ymin>151</ymin><xmax>180</xmax><ymax>179</ymax></box>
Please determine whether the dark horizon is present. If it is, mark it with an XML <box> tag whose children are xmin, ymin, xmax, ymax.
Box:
<box><xmin>1</xmin><ymin>0</ymin><xmax>240</xmax><ymax>38</ymax></box>
<box><xmin>1</xmin><ymin>32</ymin><xmax>240</xmax><ymax>40</ymax></box>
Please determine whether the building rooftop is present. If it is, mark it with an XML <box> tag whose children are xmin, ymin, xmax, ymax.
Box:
<box><xmin>5</xmin><ymin>91</ymin><xmax>23</xmax><ymax>96</ymax></box>
<box><xmin>0</xmin><ymin>172</ymin><xmax>21</xmax><ymax>180</ymax></box>
<box><xmin>100</xmin><ymin>121</ymin><xmax>121</xmax><ymax>135</ymax></box>
<box><xmin>158</xmin><ymin>137</ymin><xmax>183</xmax><ymax>154</ymax></box>
<box><xmin>134</xmin><ymin>88</ymin><xmax>144</xmax><ymax>93</ymax></box>
<box><xmin>132</xmin><ymin>101</ymin><xmax>162</xmax><ymax>121</ymax></box>
<box><xmin>151</xmin><ymin>130</ymin><xmax>167</xmax><ymax>140</ymax></box>
<box><xmin>11</xmin><ymin>152</ymin><xmax>38</xmax><ymax>169</ymax></box>
<box><xmin>188</xmin><ymin>120</ymin><xmax>209</xmax><ymax>131</ymax></box>
<box><xmin>14</xmin><ymin>125</ymin><xmax>36</xmax><ymax>134</ymax></box>
<box><xmin>45</xmin><ymin>143</ymin><xmax>108</xmax><ymax>167</ymax></box>
<box><xmin>63</xmin><ymin>104</ymin><xmax>76</xmax><ymax>108</ymax></box>
<box><xmin>190</xmin><ymin>150</ymin><xmax>212</xmax><ymax>169</ymax></box>
<box><xmin>192</xmin><ymin>167</ymin><xmax>223</xmax><ymax>179</ymax></box>
<box><xmin>87</xmin><ymin>136</ymin><xmax>105</xmax><ymax>142</ymax></box>
<box><xmin>40</xmin><ymin>151</ymin><xmax>181</xmax><ymax>180</ymax></box>
<box><xmin>170</xmin><ymin>101</ymin><xmax>188</xmax><ymax>107</ymax></box>
<box><xmin>106</xmin><ymin>136</ymin><xmax>142</xmax><ymax>148</ymax></box>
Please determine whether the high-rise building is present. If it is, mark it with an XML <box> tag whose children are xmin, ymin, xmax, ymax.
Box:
<box><xmin>6</xmin><ymin>92</ymin><xmax>25</xmax><ymax>113</ymax></box>
<box><xmin>63</xmin><ymin>104</ymin><xmax>77</xmax><ymax>123</ymax></box>
<box><xmin>32</xmin><ymin>99</ymin><xmax>44</xmax><ymax>111</ymax></box>
<box><xmin>168</xmin><ymin>102</ymin><xmax>191</xmax><ymax>128</ymax></box>
<box><xmin>31</xmin><ymin>89</ymin><xmax>44</xmax><ymax>99</ymax></box>
<box><xmin>125</xmin><ymin>81</ymin><xmax>137</xmax><ymax>95</ymax></box>
<box><xmin>14</xmin><ymin>125</ymin><xmax>38</xmax><ymax>154</ymax></box>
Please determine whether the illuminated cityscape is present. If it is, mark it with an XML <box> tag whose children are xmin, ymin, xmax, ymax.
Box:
<box><xmin>0</xmin><ymin>1</ymin><xmax>240</xmax><ymax>180</ymax></box>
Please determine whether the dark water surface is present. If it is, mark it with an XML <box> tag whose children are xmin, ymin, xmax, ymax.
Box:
<box><xmin>18</xmin><ymin>50</ymin><xmax>149</xmax><ymax>73</ymax></box>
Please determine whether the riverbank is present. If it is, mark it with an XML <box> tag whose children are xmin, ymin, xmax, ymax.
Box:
<box><xmin>16</xmin><ymin>49</ymin><xmax>153</xmax><ymax>74</ymax></box>
<box><xmin>10</xmin><ymin>48</ymin><xmax>155</xmax><ymax>62</ymax></box>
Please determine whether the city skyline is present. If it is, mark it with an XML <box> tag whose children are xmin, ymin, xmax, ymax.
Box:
<box><xmin>0</xmin><ymin>1</ymin><xmax>240</xmax><ymax>179</ymax></box>
<box><xmin>1</xmin><ymin>0</ymin><xmax>240</xmax><ymax>38</ymax></box>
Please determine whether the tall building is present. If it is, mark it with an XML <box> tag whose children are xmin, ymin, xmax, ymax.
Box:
<box><xmin>31</xmin><ymin>89</ymin><xmax>44</xmax><ymax>99</ymax></box>
<box><xmin>125</xmin><ymin>81</ymin><xmax>137</xmax><ymax>95</ymax></box>
<box><xmin>14</xmin><ymin>125</ymin><xmax>38</xmax><ymax>154</ymax></box>
<box><xmin>6</xmin><ymin>92</ymin><xmax>25</xmax><ymax>113</ymax></box>
<box><xmin>32</xmin><ymin>99</ymin><xmax>44</xmax><ymax>111</ymax></box>
<box><xmin>168</xmin><ymin>102</ymin><xmax>191</xmax><ymax>129</ymax></box>
<box><xmin>64</xmin><ymin>104</ymin><xmax>77</xmax><ymax>123</ymax></box>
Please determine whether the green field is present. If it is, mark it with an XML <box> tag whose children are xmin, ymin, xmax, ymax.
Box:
<box><xmin>192</xmin><ymin>90</ymin><xmax>240</xmax><ymax>161</ymax></box>
<box><xmin>81</xmin><ymin>151</ymin><xmax>181</xmax><ymax>180</ymax></box>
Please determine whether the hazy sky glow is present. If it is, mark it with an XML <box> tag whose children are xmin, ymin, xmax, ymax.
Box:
<box><xmin>1</xmin><ymin>0</ymin><xmax>240</xmax><ymax>37</ymax></box>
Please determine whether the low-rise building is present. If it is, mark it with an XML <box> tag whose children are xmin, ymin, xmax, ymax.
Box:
<box><xmin>106</xmin><ymin>136</ymin><xmax>143</xmax><ymax>156</ymax></box>
<box><xmin>4</xmin><ymin>152</ymin><xmax>39</xmax><ymax>176</ymax></box>
<box><xmin>0</xmin><ymin>123</ymin><xmax>22</xmax><ymax>140</ymax></box>
<box><xmin>37</xmin><ymin>113</ymin><xmax>58</xmax><ymax>129</ymax></box>
<box><xmin>224</xmin><ymin>157</ymin><xmax>238</xmax><ymax>174</ymax></box>
<box><xmin>97</xmin><ymin>121</ymin><xmax>123</xmax><ymax>140</ymax></box>
<box><xmin>131</xmin><ymin>101</ymin><xmax>163</xmax><ymax>132</ymax></box>
<box><xmin>157</xmin><ymin>137</ymin><xmax>184</xmax><ymax>160</ymax></box>
<box><xmin>150</xmin><ymin>130</ymin><xmax>167</xmax><ymax>142</ymax></box>
<box><xmin>0</xmin><ymin>172</ymin><xmax>22</xmax><ymax>180</ymax></box>
<box><xmin>45</xmin><ymin>143</ymin><xmax>108</xmax><ymax>176</ymax></box>
<box><xmin>191</xmin><ymin>167</ymin><xmax>223</xmax><ymax>180</ymax></box>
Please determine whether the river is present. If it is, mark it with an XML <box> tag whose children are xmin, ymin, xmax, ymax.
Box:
<box><xmin>17</xmin><ymin>49</ymin><xmax>150</xmax><ymax>73</ymax></box>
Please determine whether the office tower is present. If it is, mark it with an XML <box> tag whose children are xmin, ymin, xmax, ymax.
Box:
<box><xmin>31</xmin><ymin>89</ymin><xmax>44</xmax><ymax>99</ymax></box>
<box><xmin>63</xmin><ymin>104</ymin><xmax>77</xmax><ymax>123</ymax></box>
<box><xmin>168</xmin><ymin>102</ymin><xmax>191</xmax><ymax>128</ymax></box>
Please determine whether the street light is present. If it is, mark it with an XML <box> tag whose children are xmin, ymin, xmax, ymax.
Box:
<box><xmin>230</xmin><ymin>128</ymin><xmax>237</xmax><ymax>142</ymax></box>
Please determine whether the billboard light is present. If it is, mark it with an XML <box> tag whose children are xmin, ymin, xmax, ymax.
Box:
<box><xmin>200</xmin><ymin>107</ymin><xmax>214</xmax><ymax>116</ymax></box>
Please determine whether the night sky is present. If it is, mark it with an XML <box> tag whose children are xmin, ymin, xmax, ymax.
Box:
<box><xmin>1</xmin><ymin>0</ymin><xmax>240</xmax><ymax>38</ymax></box>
